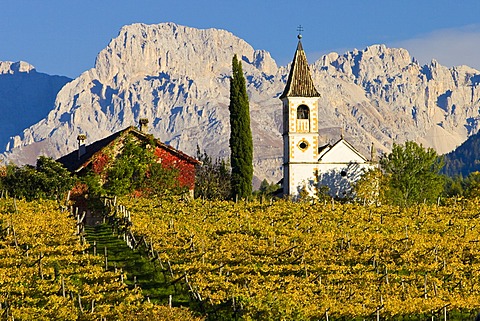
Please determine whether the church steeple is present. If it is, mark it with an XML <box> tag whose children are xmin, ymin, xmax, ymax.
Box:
<box><xmin>281</xmin><ymin>31</ymin><xmax>320</xmax><ymax>197</ymax></box>
<box><xmin>280</xmin><ymin>36</ymin><xmax>320</xmax><ymax>99</ymax></box>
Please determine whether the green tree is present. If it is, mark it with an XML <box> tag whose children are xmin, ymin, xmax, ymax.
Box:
<box><xmin>443</xmin><ymin>175</ymin><xmax>465</xmax><ymax>198</ymax></box>
<box><xmin>460</xmin><ymin>171</ymin><xmax>480</xmax><ymax>198</ymax></box>
<box><xmin>194</xmin><ymin>147</ymin><xmax>231</xmax><ymax>200</ymax></box>
<box><xmin>145</xmin><ymin>161</ymin><xmax>187</xmax><ymax>197</ymax></box>
<box><xmin>104</xmin><ymin>137</ymin><xmax>153</xmax><ymax>195</ymax></box>
<box><xmin>100</xmin><ymin>137</ymin><xmax>185</xmax><ymax>197</ymax></box>
<box><xmin>354</xmin><ymin>167</ymin><xmax>385</xmax><ymax>205</ymax></box>
<box><xmin>380</xmin><ymin>141</ymin><xmax>444</xmax><ymax>207</ymax></box>
<box><xmin>254</xmin><ymin>179</ymin><xmax>280</xmax><ymax>199</ymax></box>
<box><xmin>1</xmin><ymin>156</ymin><xmax>74</xmax><ymax>201</ymax></box>
<box><xmin>229</xmin><ymin>54</ymin><xmax>253</xmax><ymax>200</ymax></box>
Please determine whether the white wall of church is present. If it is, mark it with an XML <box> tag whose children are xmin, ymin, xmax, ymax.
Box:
<box><xmin>287</xmin><ymin>163</ymin><xmax>319</xmax><ymax>197</ymax></box>
<box><xmin>286</xmin><ymin>161</ymin><xmax>376</xmax><ymax>199</ymax></box>
<box><xmin>316</xmin><ymin>162</ymin><xmax>375</xmax><ymax>198</ymax></box>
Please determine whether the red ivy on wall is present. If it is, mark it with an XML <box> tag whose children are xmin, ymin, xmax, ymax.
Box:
<box><xmin>154</xmin><ymin>147</ymin><xmax>196</xmax><ymax>189</ymax></box>
<box><xmin>69</xmin><ymin>181</ymin><xmax>89</xmax><ymax>209</ymax></box>
<box><xmin>92</xmin><ymin>152</ymin><xmax>110</xmax><ymax>175</ymax></box>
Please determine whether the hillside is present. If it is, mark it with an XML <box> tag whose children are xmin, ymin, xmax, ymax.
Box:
<box><xmin>443</xmin><ymin>131</ymin><xmax>480</xmax><ymax>176</ymax></box>
<box><xmin>1</xmin><ymin>22</ymin><xmax>480</xmax><ymax>184</ymax></box>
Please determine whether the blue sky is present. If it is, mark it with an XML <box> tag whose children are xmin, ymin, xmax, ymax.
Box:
<box><xmin>1</xmin><ymin>0</ymin><xmax>480</xmax><ymax>78</ymax></box>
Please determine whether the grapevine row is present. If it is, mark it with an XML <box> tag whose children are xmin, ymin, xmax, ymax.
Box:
<box><xmin>0</xmin><ymin>197</ymin><xmax>202</xmax><ymax>321</ymax></box>
<box><xmin>115</xmin><ymin>196</ymin><xmax>480</xmax><ymax>320</ymax></box>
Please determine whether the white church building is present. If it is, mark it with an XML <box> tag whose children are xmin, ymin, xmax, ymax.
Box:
<box><xmin>280</xmin><ymin>35</ymin><xmax>375</xmax><ymax>199</ymax></box>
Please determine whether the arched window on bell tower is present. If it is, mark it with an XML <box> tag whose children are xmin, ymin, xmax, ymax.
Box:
<box><xmin>296</xmin><ymin>104</ymin><xmax>310</xmax><ymax>132</ymax></box>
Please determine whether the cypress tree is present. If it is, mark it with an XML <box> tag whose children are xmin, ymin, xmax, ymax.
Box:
<box><xmin>229</xmin><ymin>54</ymin><xmax>253</xmax><ymax>199</ymax></box>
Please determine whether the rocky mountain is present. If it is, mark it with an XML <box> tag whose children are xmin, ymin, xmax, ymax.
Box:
<box><xmin>2</xmin><ymin>22</ymin><xmax>480</xmax><ymax>185</ymax></box>
<box><xmin>0</xmin><ymin>61</ymin><xmax>71</xmax><ymax>153</ymax></box>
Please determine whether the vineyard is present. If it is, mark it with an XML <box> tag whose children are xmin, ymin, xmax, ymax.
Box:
<box><xmin>1</xmin><ymin>195</ymin><xmax>480</xmax><ymax>320</ymax></box>
<box><xmin>0</xmin><ymin>198</ymin><xmax>201</xmax><ymax>321</ymax></box>
<box><xmin>111</xmin><ymin>197</ymin><xmax>480</xmax><ymax>320</ymax></box>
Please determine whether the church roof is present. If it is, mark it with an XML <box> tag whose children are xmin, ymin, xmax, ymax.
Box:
<box><xmin>317</xmin><ymin>138</ymin><xmax>369</xmax><ymax>163</ymax></box>
<box><xmin>280</xmin><ymin>40</ymin><xmax>320</xmax><ymax>99</ymax></box>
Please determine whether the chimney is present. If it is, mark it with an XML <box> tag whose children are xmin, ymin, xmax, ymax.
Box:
<box><xmin>139</xmin><ymin>118</ymin><xmax>149</xmax><ymax>133</ymax></box>
<box><xmin>77</xmin><ymin>134</ymin><xmax>87</xmax><ymax>159</ymax></box>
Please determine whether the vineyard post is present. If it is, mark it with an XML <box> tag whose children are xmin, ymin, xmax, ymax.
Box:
<box><xmin>104</xmin><ymin>247</ymin><xmax>108</xmax><ymax>271</ymax></box>
<box><xmin>93</xmin><ymin>241</ymin><xmax>96</xmax><ymax>256</ymax></box>
<box><xmin>150</xmin><ymin>239</ymin><xmax>154</xmax><ymax>257</ymax></box>
<box><xmin>78</xmin><ymin>292</ymin><xmax>83</xmax><ymax>313</ymax></box>
<box><xmin>424</xmin><ymin>273</ymin><xmax>428</xmax><ymax>299</ymax></box>
<box><xmin>169</xmin><ymin>294</ymin><xmax>172</xmax><ymax>308</ymax></box>
<box><xmin>61</xmin><ymin>275</ymin><xmax>65</xmax><ymax>297</ymax></box>
<box><xmin>156</xmin><ymin>252</ymin><xmax>164</xmax><ymax>269</ymax></box>
<box><xmin>39</xmin><ymin>252</ymin><xmax>44</xmax><ymax>279</ymax></box>
<box><xmin>11</xmin><ymin>222</ymin><xmax>18</xmax><ymax>248</ymax></box>
<box><xmin>167</xmin><ymin>260</ymin><xmax>174</xmax><ymax>278</ymax></box>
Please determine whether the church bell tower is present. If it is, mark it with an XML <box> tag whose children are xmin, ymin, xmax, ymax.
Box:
<box><xmin>280</xmin><ymin>33</ymin><xmax>320</xmax><ymax>197</ymax></box>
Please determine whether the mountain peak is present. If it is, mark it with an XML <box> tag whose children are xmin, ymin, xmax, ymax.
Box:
<box><xmin>0</xmin><ymin>61</ymin><xmax>35</xmax><ymax>74</ymax></box>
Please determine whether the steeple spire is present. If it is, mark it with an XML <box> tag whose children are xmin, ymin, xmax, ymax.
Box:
<box><xmin>280</xmin><ymin>31</ymin><xmax>320</xmax><ymax>99</ymax></box>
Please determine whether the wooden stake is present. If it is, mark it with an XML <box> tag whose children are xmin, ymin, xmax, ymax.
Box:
<box><xmin>424</xmin><ymin>274</ymin><xmax>428</xmax><ymax>299</ymax></box>
<box><xmin>38</xmin><ymin>252</ymin><xmax>44</xmax><ymax>280</ymax></box>
<box><xmin>104</xmin><ymin>247</ymin><xmax>108</xmax><ymax>271</ymax></box>
<box><xmin>78</xmin><ymin>292</ymin><xmax>83</xmax><ymax>313</ymax></box>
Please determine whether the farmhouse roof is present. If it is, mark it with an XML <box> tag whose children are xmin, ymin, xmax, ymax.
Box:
<box><xmin>57</xmin><ymin>126</ymin><xmax>200</xmax><ymax>173</ymax></box>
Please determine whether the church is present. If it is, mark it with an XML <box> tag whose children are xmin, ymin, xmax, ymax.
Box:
<box><xmin>280</xmin><ymin>34</ymin><xmax>375</xmax><ymax>199</ymax></box>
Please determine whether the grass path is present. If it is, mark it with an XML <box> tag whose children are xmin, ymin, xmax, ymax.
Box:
<box><xmin>84</xmin><ymin>223</ymin><xmax>190</xmax><ymax>306</ymax></box>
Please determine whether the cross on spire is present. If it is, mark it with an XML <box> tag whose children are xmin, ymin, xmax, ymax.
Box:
<box><xmin>297</xmin><ymin>25</ymin><xmax>304</xmax><ymax>39</ymax></box>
